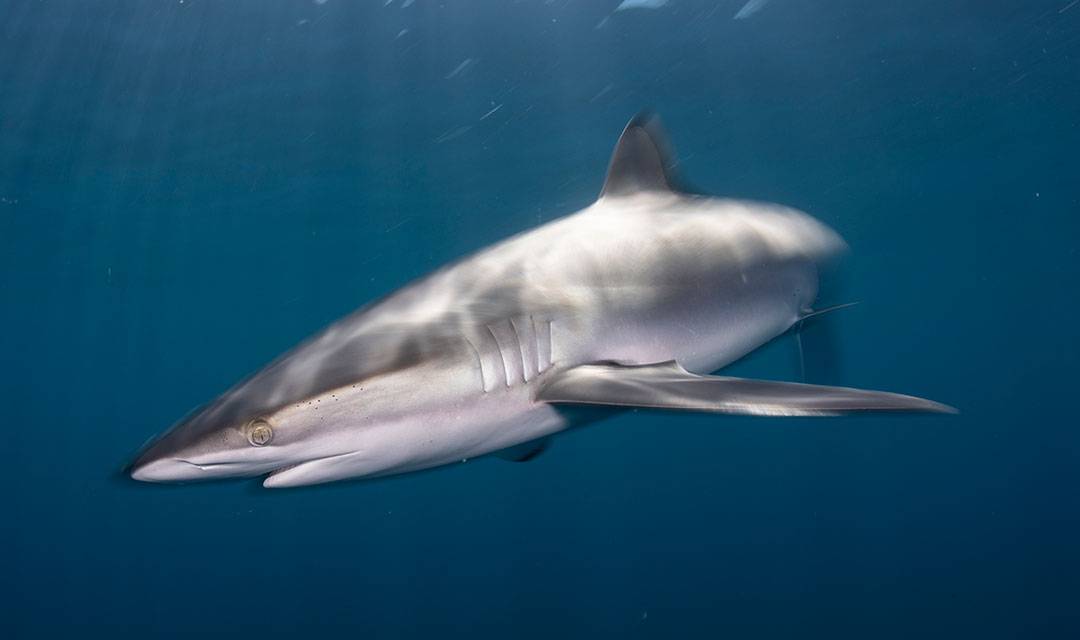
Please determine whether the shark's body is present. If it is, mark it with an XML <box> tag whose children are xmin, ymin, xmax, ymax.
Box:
<box><xmin>130</xmin><ymin>115</ymin><xmax>951</xmax><ymax>488</ymax></box>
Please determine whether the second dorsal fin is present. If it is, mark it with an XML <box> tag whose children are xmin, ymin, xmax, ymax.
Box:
<box><xmin>600</xmin><ymin>112</ymin><xmax>679</xmax><ymax>198</ymax></box>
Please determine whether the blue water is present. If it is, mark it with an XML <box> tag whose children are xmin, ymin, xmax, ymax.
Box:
<box><xmin>3</xmin><ymin>1</ymin><xmax>1079</xmax><ymax>637</ymax></box>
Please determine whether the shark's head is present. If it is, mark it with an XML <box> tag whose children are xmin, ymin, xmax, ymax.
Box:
<box><xmin>128</xmin><ymin>402</ymin><xmax>291</xmax><ymax>483</ymax></box>
<box><xmin>128</xmin><ymin>318</ymin><xmax>435</xmax><ymax>485</ymax></box>
<box><xmin>128</xmin><ymin>384</ymin><xmax>374</xmax><ymax>485</ymax></box>
<box><xmin>127</xmin><ymin>334</ymin><xmax>379</xmax><ymax>484</ymax></box>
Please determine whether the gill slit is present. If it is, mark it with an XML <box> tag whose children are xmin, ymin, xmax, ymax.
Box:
<box><xmin>463</xmin><ymin>334</ymin><xmax>486</xmax><ymax>392</ymax></box>
<box><xmin>530</xmin><ymin>315</ymin><xmax>542</xmax><ymax>374</ymax></box>
<box><xmin>509</xmin><ymin>318</ymin><xmax>529</xmax><ymax>384</ymax></box>
<box><xmin>539</xmin><ymin>317</ymin><xmax>553</xmax><ymax>371</ymax></box>
<box><xmin>485</xmin><ymin>324</ymin><xmax>511</xmax><ymax>388</ymax></box>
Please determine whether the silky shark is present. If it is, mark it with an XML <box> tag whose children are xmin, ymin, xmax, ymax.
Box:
<box><xmin>129</xmin><ymin>114</ymin><xmax>953</xmax><ymax>488</ymax></box>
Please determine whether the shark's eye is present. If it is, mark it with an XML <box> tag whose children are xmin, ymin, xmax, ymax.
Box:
<box><xmin>247</xmin><ymin>419</ymin><xmax>273</xmax><ymax>447</ymax></box>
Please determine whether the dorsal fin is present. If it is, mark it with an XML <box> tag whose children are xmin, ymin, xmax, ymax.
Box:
<box><xmin>600</xmin><ymin>112</ymin><xmax>679</xmax><ymax>198</ymax></box>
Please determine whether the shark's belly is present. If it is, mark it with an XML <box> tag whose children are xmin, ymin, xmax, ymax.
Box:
<box><xmin>313</xmin><ymin>336</ymin><xmax>566</xmax><ymax>480</ymax></box>
<box><xmin>331</xmin><ymin>257</ymin><xmax>818</xmax><ymax>480</ymax></box>
<box><xmin>324</xmin><ymin>397</ymin><xmax>562</xmax><ymax>483</ymax></box>
<box><xmin>385</xmin><ymin>258</ymin><xmax>821</xmax><ymax>474</ymax></box>
<box><xmin>373</xmin><ymin>387</ymin><xmax>567</xmax><ymax>477</ymax></box>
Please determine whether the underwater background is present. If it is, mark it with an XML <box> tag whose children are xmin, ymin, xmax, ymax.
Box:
<box><xmin>2</xmin><ymin>0</ymin><xmax>1079</xmax><ymax>637</ymax></box>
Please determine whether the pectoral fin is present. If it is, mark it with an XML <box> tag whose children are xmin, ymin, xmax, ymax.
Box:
<box><xmin>536</xmin><ymin>361</ymin><xmax>955</xmax><ymax>416</ymax></box>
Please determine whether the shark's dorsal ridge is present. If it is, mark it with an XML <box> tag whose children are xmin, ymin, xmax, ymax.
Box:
<box><xmin>600</xmin><ymin>112</ymin><xmax>680</xmax><ymax>198</ymax></box>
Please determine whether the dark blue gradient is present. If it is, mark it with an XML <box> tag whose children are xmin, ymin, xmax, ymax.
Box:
<box><xmin>2</xmin><ymin>1</ymin><xmax>1078</xmax><ymax>637</ymax></box>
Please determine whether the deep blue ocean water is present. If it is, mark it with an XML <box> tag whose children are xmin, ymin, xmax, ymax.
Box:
<box><xmin>2</xmin><ymin>1</ymin><xmax>1079</xmax><ymax>637</ymax></box>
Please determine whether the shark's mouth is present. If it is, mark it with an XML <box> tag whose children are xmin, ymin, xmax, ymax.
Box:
<box><xmin>174</xmin><ymin>459</ymin><xmax>283</xmax><ymax>479</ymax></box>
<box><xmin>262</xmin><ymin>450</ymin><xmax>366</xmax><ymax>488</ymax></box>
<box><xmin>175</xmin><ymin>459</ymin><xmax>248</xmax><ymax>471</ymax></box>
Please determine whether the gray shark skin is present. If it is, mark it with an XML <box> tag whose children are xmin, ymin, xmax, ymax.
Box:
<box><xmin>129</xmin><ymin>114</ymin><xmax>953</xmax><ymax>488</ymax></box>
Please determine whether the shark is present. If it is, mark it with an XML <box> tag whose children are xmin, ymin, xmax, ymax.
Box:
<box><xmin>128</xmin><ymin>113</ymin><xmax>953</xmax><ymax>488</ymax></box>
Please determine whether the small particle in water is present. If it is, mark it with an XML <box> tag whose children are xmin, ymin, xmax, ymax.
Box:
<box><xmin>402</xmin><ymin>0</ymin><xmax>415</xmax><ymax>7</ymax></box>
<box><xmin>589</xmin><ymin>84</ymin><xmax>613</xmax><ymax>103</ymax></box>
<box><xmin>615</xmin><ymin>0</ymin><xmax>667</xmax><ymax>10</ymax></box>
<box><xmin>615</xmin><ymin>0</ymin><xmax>668</xmax><ymax>11</ymax></box>
<box><xmin>314</xmin><ymin>0</ymin><xmax>328</xmax><ymax>5</ymax></box>
<box><xmin>445</xmin><ymin>58</ymin><xmax>474</xmax><ymax>80</ymax></box>
<box><xmin>479</xmin><ymin>104</ymin><xmax>502</xmax><ymax>120</ymax></box>
<box><xmin>434</xmin><ymin>125</ymin><xmax>471</xmax><ymax>144</ymax></box>
<box><xmin>396</xmin><ymin>29</ymin><xmax>409</xmax><ymax>39</ymax></box>
<box><xmin>734</xmin><ymin>0</ymin><xmax>771</xmax><ymax>20</ymax></box>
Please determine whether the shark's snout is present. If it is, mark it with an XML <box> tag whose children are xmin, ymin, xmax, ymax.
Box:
<box><xmin>129</xmin><ymin>457</ymin><xmax>205</xmax><ymax>483</ymax></box>
<box><xmin>128</xmin><ymin>434</ymin><xmax>236</xmax><ymax>482</ymax></box>
<box><xmin>127</xmin><ymin>430</ymin><xmax>174</xmax><ymax>482</ymax></box>
<box><xmin>130</xmin><ymin>450</ymin><xmax>265</xmax><ymax>482</ymax></box>
<box><xmin>128</xmin><ymin>410</ymin><xmax>291</xmax><ymax>483</ymax></box>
